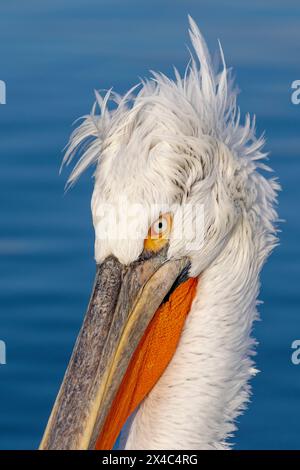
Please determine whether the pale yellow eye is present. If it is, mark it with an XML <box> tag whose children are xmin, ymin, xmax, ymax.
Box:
<box><xmin>144</xmin><ymin>213</ymin><xmax>173</xmax><ymax>252</ymax></box>
<box><xmin>151</xmin><ymin>217</ymin><xmax>168</xmax><ymax>237</ymax></box>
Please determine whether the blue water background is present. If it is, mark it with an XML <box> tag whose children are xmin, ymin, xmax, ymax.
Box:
<box><xmin>0</xmin><ymin>0</ymin><xmax>299</xmax><ymax>449</ymax></box>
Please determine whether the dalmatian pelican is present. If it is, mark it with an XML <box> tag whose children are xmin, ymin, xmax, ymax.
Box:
<box><xmin>40</xmin><ymin>17</ymin><xmax>278</xmax><ymax>450</ymax></box>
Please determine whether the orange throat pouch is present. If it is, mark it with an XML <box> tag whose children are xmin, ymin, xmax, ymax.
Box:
<box><xmin>96</xmin><ymin>276</ymin><xmax>198</xmax><ymax>450</ymax></box>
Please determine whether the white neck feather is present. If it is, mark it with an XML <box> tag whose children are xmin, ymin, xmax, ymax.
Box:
<box><xmin>61</xmin><ymin>15</ymin><xmax>278</xmax><ymax>449</ymax></box>
<box><xmin>125</xmin><ymin>216</ymin><xmax>264</xmax><ymax>450</ymax></box>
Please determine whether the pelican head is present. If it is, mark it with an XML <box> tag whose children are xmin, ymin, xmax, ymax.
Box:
<box><xmin>40</xmin><ymin>17</ymin><xmax>279</xmax><ymax>450</ymax></box>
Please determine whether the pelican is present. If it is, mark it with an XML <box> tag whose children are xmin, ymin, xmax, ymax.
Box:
<box><xmin>40</xmin><ymin>17</ymin><xmax>279</xmax><ymax>450</ymax></box>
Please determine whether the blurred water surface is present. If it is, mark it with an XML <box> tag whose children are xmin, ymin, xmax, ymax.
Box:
<box><xmin>0</xmin><ymin>0</ymin><xmax>299</xmax><ymax>449</ymax></box>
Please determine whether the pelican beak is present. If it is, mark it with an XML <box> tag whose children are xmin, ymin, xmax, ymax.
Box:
<box><xmin>40</xmin><ymin>252</ymin><xmax>189</xmax><ymax>450</ymax></box>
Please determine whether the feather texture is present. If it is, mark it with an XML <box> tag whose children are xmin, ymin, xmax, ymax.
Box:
<box><xmin>63</xmin><ymin>17</ymin><xmax>279</xmax><ymax>449</ymax></box>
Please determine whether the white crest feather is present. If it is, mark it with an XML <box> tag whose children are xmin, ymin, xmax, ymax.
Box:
<box><xmin>63</xmin><ymin>16</ymin><xmax>275</xmax><ymax>188</ymax></box>
<box><xmin>62</xmin><ymin>17</ymin><xmax>279</xmax><ymax>449</ymax></box>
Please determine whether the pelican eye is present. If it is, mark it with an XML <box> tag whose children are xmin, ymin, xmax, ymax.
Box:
<box><xmin>144</xmin><ymin>213</ymin><xmax>173</xmax><ymax>252</ymax></box>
